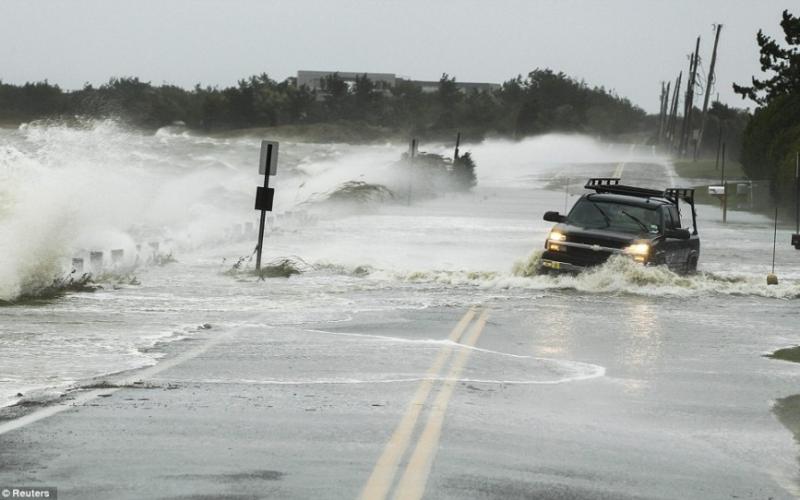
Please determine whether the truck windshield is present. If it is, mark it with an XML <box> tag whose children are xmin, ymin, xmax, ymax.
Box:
<box><xmin>567</xmin><ymin>199</ymin><xmax>661</xmax><ymax>234</ymax></box>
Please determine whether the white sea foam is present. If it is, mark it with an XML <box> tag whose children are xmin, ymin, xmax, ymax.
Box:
<box><xmin>364</xmin><ymin>253</ymin><xmax>800</xmax><ymax>299</ymax></box>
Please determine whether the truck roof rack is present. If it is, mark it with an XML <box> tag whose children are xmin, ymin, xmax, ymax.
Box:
<box><xmin>584</xmin><ymin>178</ymin><xmax>665</xmax><ymax>198</ymax></box>
<box><xmin>584</xmin><ymin>178</ymin><xmax>698</xmax><ymax>235</ymax></box>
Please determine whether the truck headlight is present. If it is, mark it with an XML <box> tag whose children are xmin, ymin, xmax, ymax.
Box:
<box><xmin>624</xmin><ymin>243</ymin><xmax>650</xmax><ymax>262</ymax></box>
<box><xmin>548</xmin><ymin>231</ymin><xmax>566</xmax><ymax>242</ymax></box>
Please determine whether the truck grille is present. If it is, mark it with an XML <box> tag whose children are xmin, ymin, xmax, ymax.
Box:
<box><xmin>544</xmin><ymin>247</ymin><xmax>613</xmax><ymax>267</ymax></box>
<box><xmin>566</xmin><ymin>234</ymin><xmax>628</xmax><ymax>249</ymax></box>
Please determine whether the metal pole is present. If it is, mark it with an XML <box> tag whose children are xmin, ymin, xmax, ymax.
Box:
<box><xmin>255</xmin><ymin>144</ymin><xmax>272</xmax><ymax>272</ymax></box>
<box><xmin>772</xmin><ymin>206</ymin><xmax>778</xmax><ymax>274</ymax></box>
<box><xmin>407</xmin><ymin>138</ymin><xmax>416</xmax><ymax>206</ymax></box>
<box><xmin>721</xmin><ymin>142</ymin><xmax>727</xmax><ymax>224</ymax></box>
<box><xmin>795</xmin><ymin>151</ymin><xmax>799</xmax><ymax>234</ymax></box>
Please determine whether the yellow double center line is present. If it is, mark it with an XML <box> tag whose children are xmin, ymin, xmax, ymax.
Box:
<box><xmin>612</xmin><ymin>143</ymin><xmax>637</xmax><ymax>178</ymax></box>
<box><xmin>359</xmin><ymin>307</ymin><xmax>490</xmax><ymax>500</ymax></box>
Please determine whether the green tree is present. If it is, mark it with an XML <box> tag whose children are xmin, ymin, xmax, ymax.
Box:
<box><xmin>734</xmin><ymin>9</ymin><xmax>800</xmax><ymax>202</ymax></box>
<box><xmin>733</xmin><ymin>10</ymin><xmax>800</xmax><ymax>105</ymax></box>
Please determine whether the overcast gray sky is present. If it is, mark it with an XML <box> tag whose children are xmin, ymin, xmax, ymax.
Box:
<box><xmin>0</xmin><ymin>0</ymin><xmax>791</xmax><ymax>112</ymax></box>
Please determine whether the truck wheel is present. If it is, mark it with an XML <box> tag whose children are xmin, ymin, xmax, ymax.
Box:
<box><xmin>686</xmin><ymin>255</ymin><xmax>698</xmax><ymax>274</ymax></box>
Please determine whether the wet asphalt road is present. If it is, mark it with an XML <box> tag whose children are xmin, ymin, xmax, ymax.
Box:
<box><xmin>1</xmin><ymin>294</ymin><xmax>798</xmax><ymax>500</ymax></box>
<box><xmin>2</xmin><ymin>148</ymin><xmax>800</xmax><ymax>499</ymax></box>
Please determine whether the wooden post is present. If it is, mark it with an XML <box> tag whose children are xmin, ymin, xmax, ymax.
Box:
<box><xmin>454</xmin><ymin>132</ymin><xmax>461</xmax><ymax>161</ymax></box>
<box><xmin>695</xmin><ymin>24</ymin><xmax>723</xmax><ymax>160</ymax></box>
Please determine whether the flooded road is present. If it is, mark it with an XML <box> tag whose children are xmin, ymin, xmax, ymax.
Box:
<box><xmin>1</xmin><ymin>121</ymin><xmax>799</xmax><ymax>498</ymax></box>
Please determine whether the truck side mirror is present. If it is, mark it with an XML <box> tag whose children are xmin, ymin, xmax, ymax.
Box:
<box><xmin>544</xmin><ymin>211</ymin><xmax>567</xmax><ymax>223</ymax></box>
<box><xmin>665</xmin><ymin>228</ymin><xmax>691</xmax><ymax>240</ymax></box>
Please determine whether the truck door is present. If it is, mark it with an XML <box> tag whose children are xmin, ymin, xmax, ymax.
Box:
<box><xmin>663</xmin><ymin>205</ymin><xmax>688</xmax><ymax>270</ymax></box>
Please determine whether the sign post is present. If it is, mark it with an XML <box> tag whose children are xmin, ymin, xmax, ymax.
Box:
<box><xmin>255</xmin><ymin>140</ymin><xmax>278</xmax><ymax>272</ymax></box>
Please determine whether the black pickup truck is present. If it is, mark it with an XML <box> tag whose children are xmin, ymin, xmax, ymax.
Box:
<box><xmin>540</xmin><ymin>178</ymin><xmax>700</xmax><ymax>274</ymax></box>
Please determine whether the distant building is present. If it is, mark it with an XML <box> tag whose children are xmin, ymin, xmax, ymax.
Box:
<box><xmin>397</xmin><ymin>79</ymin><xmax>501</xmax><ymax>94</ymax></box>
<box><xmin>296</xmin><ymin>70</ymin><xmax>396</xmax><ymax>92</ymax></box>
<box><xmin>296</xmin><ymin>70</ymin><xmax>500</xmax><ymax>94</ymax></box>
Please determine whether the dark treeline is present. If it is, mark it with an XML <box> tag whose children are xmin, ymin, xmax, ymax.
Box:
<box><xmin>0</xmin><ymin>70</ymin><xmax>646</xmax><ymax>140</ymax></box>
<box><xmin>734</xmin><ymin>9</ymin><xmax>800</xmax><ymax>203</ymax></box>
<box><xmin>681</xmin><ymin>101</ymin><xmax>750</xmax><ymax>162</ymax></box>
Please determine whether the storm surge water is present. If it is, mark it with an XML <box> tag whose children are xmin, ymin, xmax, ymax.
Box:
<box><xmin>1</xmin><ymin>121</ymin><xmax>798</xmax><ymax>409</ymax></box>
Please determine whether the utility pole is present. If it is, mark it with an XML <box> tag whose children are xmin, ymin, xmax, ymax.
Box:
<box><xmin>667</xmin><ymin>72</ymin><xmax>682</xmax><ymax>147</ymax></box>
<box><xmin>695</xmin><ymin>24</ymin><xmax>723</xmax><ymax>161</ymax></box>
<box><xmin>662</xmin><ymin>81</ymin><xmax>670</xmax><ymax>144</ymax></box>
<box><xmin>657</xmin><ymin>82</ymin><xmax>665</xmax><ymax>142</ymax></box>
<box><xmin>680</xmin><ymin>37</ymin><xmax>701</xmax><ymax>157</ymax></box>
<box><xmin>657</xmin><ymin>82</ymin><xmax>669</xmax><ymax>144</ymax></box>
<box><xmin>678</xmin><ymin>54</ymin><xmax>694</xmax><ymax>155</ymax></box>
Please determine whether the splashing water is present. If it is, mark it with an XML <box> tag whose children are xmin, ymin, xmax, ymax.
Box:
<box><xmin>2</xmin><ymin>120</ymin><xmax>799</xmax><ymax>410</ymax></box>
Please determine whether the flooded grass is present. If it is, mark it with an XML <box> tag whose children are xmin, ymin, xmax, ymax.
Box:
<box><xmin>0</xmin><ymin>272</ymin><xmax>140</xmax><ymax>306</ymax></box>
<box><xmin>766</xmin><ymin>346</ymin><xmax>800</xmax><ymax>364</ymax></box>
<box><xmin>257</xmin><ymin>258</ymin><xmax>305</xmax><ymax>278</ymax></box>
<box><xmin>223</xmin><ymin>255</ymin><xmax>313</xmax><ymax>279</ymax></box>
<box><xmin>0</xmin><ymin>273</ymin><xmax>99</xmax><ymax>306</ymax></box>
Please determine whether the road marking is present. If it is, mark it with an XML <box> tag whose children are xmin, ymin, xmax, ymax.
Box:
<box><xmin>391</xmin><ymin>310</ymin><xmax>490</xmax><ymax>500</ymax></box>
<box><xmin>612</xmin><ymin>143</ymin><xmax>636</xmax><ymax>178</ymax></box>
<box><xmin>359</xmin><ymin>308</ymin><xmax>478</xmax><ymax>500</ymax></box>
<box><xmin>0</xmin><ymin>329</ymin><xmax>231</xmax><ymax>436</ymax></box>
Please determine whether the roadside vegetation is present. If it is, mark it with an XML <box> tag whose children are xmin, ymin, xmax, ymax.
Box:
<box><xmin>672</xmin><ymin>158</ymin><xmax>745</xmax><ymax>180</ymax></box>
<box><xmin>0</xmin><ymin>70</ymin><xmax>646</xmax><ymax>141</ymax></box>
